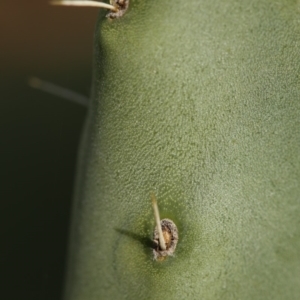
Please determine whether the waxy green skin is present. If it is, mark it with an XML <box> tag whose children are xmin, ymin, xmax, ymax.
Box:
<box><xmin>65</xmin><ymin>1</ymin><xmax>300</xmax><ymax>299</ymax></box>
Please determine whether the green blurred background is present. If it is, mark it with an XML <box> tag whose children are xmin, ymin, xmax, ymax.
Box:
<box><xmin>0</xmin><ymin>1</ymin><xmax>98</xmax><ymax>299</ymax></box>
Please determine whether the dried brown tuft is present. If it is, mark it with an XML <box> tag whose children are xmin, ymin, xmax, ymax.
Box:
<box><xmin>153</xmin><ymin>219</ymin><xmax>178</xmax><ymax>261</ymax></box>
<box><xmin>107</xmin><ymin>0</ymin><xmax>129</xmax><ymax>19</ymax></box>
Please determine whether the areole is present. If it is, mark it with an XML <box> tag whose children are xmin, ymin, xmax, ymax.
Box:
<box><xmin>50</xmin><ymin>0</ymin><xmax>129</xmax><ymax>19</ymax></box>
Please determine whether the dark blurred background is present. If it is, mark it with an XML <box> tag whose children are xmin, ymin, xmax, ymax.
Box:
<box><xmin>0</xmin><ymin>1</ymin><xmax>99</xmax><ymax>299</ymax></box>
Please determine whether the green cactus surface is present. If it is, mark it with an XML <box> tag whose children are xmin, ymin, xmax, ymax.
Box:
<box><xmin>64</xmin><ymin>1</ymin><xmax>300</xmax><ymax>299</ymax></box>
